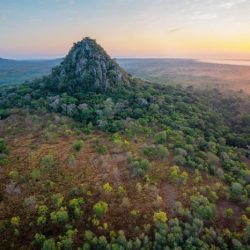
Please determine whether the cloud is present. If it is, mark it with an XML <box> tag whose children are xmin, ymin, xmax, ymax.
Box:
<box><xmin>218</xmin><ymin>0</ymin><xmax>247</xmax><ymax>9</ymax></box>
<box><xmin>168</xmin><ymin>28</ymin><xmax>182</xmax><ymax>33</ymax></box>
<box><xmin>219</xmin><ymin>2</ymin><xmax>234</xmax><ymax>8</ymax></box>
<box><xmin>189</xmin><ymin>11</ymin><xmax>218</xmax><ymax>20</ymax></box>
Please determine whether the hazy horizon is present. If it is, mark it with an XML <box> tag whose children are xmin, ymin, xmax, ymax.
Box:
<box><xmin>3</xmin><ymin>56</ymin><xmax>250</xmax><ymax>67</ymax></box>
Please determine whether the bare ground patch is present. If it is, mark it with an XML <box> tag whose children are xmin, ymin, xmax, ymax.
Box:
<box><xmin>160</xmin><ymin>181</ymin><xmax>180</xmax><ymax>216</ymax></box>
<box><xmin>216</xmin><ymin>199</ymin><xmax>245</xmax><ymax>231</ymax></box>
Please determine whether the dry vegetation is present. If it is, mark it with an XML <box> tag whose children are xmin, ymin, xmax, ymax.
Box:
<box><xmin>0</xmin><ymin>110</ymin><xmax>248</xmax><ymax>249</ymax></box>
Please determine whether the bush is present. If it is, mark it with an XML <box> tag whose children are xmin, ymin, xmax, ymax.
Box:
<box><xmin>103</xmin><ymin>183</ymin><xmax>113</xmax><ymax>193</ymax></box>
<box><xmin>69</xmin><ymin>197</ymin><xmax>84</xmax><ymax>219</ymax></box>
<box><xmin>224</xmin><ymin>208</ymin><xmax>233</xmax><ymax>218</ymax></box>
<box><xmin>231</xmin><ymin>182</ymin><xmax>243</xmax><ymax>200</ymax></box>
<box><xmin>93</xmin><ymin>201</ymin><xmax>108</xmax><ymax>218</ymax></box>
<box><xmin>51</xmin><ymin>193</ymin><xmax>64</xmax><ymax>208</ymax></box>
<box><xmin>72</xmin><ymin>140</ymin><xmax>84</xmax><ymax>152</ymax></box>
<box><xmin>128</xmin><ymin>156</ymin><xmax>150</xmax><ymax>178</ymax></box>
<box><xmin>143</xmin><ymin>145</ymin><xmax>168</xmax><ymax>159</ymax></box>
<box><xmin>31</xmin><ymin>168</ymin><xmax>42</xmax><ymax>181</ymax></box>
<box><xmin>8</xmin><ymin>170</ymin><xmax>19</xmax><ymax>180</ymax></box>
<box><xmin>33</xmin><ymin>233</ymin><xmax>46</xmax><ymax>246</ymax></box>
<box><xmin>169</xmin><ymin>166</ymin><xmax>189</xmax><ymax>185</ymax></box>
<box><xmin>173</xmin><ymin>155</ymin><xmax>186</xmax><ymax>166</ymax></box>
<box><xmin>0</xmin><ymin>138</ymin><xmax>8</xmax><ymax>154</ymax></box>
<box><xmin>42</xmin><ymin>238</ymin><xmax>56</xmax><ymax>250</ymax></box>
<box><xmin>37</xmin><ymin>215</ymin><xmax>47</xmax><ymax>225</ymax></box>
<box><xmin>38</xmin><ymin>205</ymin><xmax>49</xmax><ymax>215</ymax></box>
<box><xmin>10</xmin><ymin>216</ymin><xmax>20</xmax><ymax>227</ymax></box>
<box><xmin>153</xmin><ymin>211</ymin><xmax>168</xmax><ymax>224</ymax></box>
<box><xmin>0</xmin><ymin>109</ymin><xmax>10</xmax><ymax>120</ymax></box>
<box><xmin>154</xmin><ymin>131</ymin><xmax>167</xmax><ymax>144</ymax></box>
<box><xmin>40</xmin><ymin>155</ymin><xmax>56</xmax><ymax>170</ymax></box>
<box><xmin>130</xmin><ymin>209</ymin><xmax>140</xmax><ymax>218</ymax></box>
<box><xmin>174</xmin><ymin>147</ymin><xmax>188</xmax><ymax>157</ymax></box>
<box><xmin>96</xmin><ymin>145</ymin><xmax>107</xmax><ymax>155</ymax></box>
<box><xmin>50</xmin><ymin>207</ymin><xmax>69</xmax><ymax>224</ymax></box>
<box><xmin>191</xmin><ymin>195</ymin><xmax>215</xmax><ymax>221</ymax></box>
<box><xmin>117</xmin><ymin>185</ymin><xmax>127</xmax><ymax>196</ymax></box>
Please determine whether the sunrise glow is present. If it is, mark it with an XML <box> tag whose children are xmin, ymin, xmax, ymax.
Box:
<box><xmin>1</xmin><ymin>0</ymin><xmax>250</xmax><ymax>59</ymax></box>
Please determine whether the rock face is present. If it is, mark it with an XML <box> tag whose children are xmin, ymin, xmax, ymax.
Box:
<box><xmin>49</xmin><ymin>37</ymin><xmax>130</xmax><ymax>93</ymax></box>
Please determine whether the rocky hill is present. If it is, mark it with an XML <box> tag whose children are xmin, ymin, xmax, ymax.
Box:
<box><xmin>48</xmin><ymin>37</ymin><xmax>130</xmax><ymax>93</ymax></box>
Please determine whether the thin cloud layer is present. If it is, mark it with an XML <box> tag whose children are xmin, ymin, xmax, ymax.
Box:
<box><xmin>0</xmin><ymin>0</ymin><xmax>250</xmax><ymax>58</ymax></box>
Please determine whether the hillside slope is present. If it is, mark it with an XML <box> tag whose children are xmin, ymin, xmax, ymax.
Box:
<box><xmin>0</xmin><ymin>38</ymin><xmax>250</xmax><ymax>249</ymax></box>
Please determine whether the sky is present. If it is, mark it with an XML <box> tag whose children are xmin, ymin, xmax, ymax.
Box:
<box><xmin>0</xmin><ymin>0</ymin><xmax>250</xmax><ymax>59</ymax></box>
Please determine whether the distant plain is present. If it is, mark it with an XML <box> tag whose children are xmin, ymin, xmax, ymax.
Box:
<box><xmin>1</xmin><ymin>58</ymin><xmax>250</xmax><ymax>95</ymax></box>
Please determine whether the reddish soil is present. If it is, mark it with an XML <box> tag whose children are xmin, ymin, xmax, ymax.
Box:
<box><xmin>216</xmin><ymin>199</ymin><xmax>245</xmax><ymax>231</ymax></box>
<box><xmin>160</xmin><ymin>182</ymin><xmax>180</xmax><ymax>216</ymax></box>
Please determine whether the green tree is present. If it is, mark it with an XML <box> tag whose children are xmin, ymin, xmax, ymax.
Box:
<box><xmin>93</xmin><ymin>201</ymin><xmax>108</xmax><ymax>218</ymax></box>
<box><xmin>191</xmin><ymin>195</ymin><xmax>215</xmax><ymax>221</ymax></box>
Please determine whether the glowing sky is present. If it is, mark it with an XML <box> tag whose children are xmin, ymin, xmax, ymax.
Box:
<box><xmin>1</xmin><ymin>0</ymin><xmax>250</xmax><ymax>59</ymax></box>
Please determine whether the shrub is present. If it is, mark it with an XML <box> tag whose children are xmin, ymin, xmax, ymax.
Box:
<box><xmin>224</xmin><ymin>208</ymin><xmax>234</xmax><ymax>219</ymax></box>
<box><xmin>191</xmin><ymin>195</ymin><xmax>215</xmax><ymax>221</ymax></box>
<box><xmin>174</xmin><ymin>147</ymin><xmax>188</xmax><ymax>157</ymax></box>
<box><xmin>0</xmin><ymin>138</ymin><xmax>8</xmax><ymax>165</ymax></box>
<box><xmin>60</xmin><ymin>237</ymin><xmax>72</xmax><ymax>250</ymax></box>
<box><xmin>42</xmin><ymin>238</ymin><xmax>56</xmax><ymax>250</ymax></box>
<box><xmin>93</xmin><ymin>201</ymin><xmax>108</xmax><ymax>218</ymax></box>
<box><xmin>121</xmin><ymin>197</ymin><xmax>131</xmax><ymax>208</ymax></box>
<box><xmin>173</xmin><ymin>155</ymin><xmax>186</xmax><ymax>166</ymax></box>
<box><xmin>130</xmin><ymin>209</ymin><xmax>140</xmax><ymax>218</ymax></box>
<box><xmin>69</xmin><ymin>197</ymin><xmax>84</xmax><ymax>219</ymax></box>
<box><xmin>117</xmin><ymin>185</ymin><xmax>127</xmax><ymax>196</ymax></box>
<box><xmin>31</xmin><ymin>168</ymin><xmax>42</xmax><ymax>181</ymax></box>
<box><xmin>8</xmin><ymin>170</ymin><xmax>19</xmax><ymax>180</ymax></box>
<box><xmin>143</xmin><ymin>145</ymin><xmax>168</xmax><ymax>159</ymax></box>
<box><xmin>154</xmin><ymin>131</ymin><xmax>167</xmax><ymax>144</ymax></box>
<box><xmin>153</xmin><ymin>211</ymin><xmax>168</xmax><ymax>224</ymax></box>
<box><xmin>103</xmin><ymin>183</ymin><xmax>113</xmax><ymax>193</ymax></box>
<box><xmin>194</xmin><ymin>169</ymin><xmax>202</xmax><ymax>184</ymax></box>
<box><xmin>33</xmin><ymin>233</ymin><xmax>46</xmax><ymax>246</ymax></box>
<box><xmin>96</xmin><ymin>145</ymin><xmax>107</xmax><ymax>154</ymax></box>
<box><xmin>40</xmin><ymin>155</ymin><xmax>56</xmax><ymax>170</ymax></box>
<box><xmin>128</xmin><ymin>156</ymin><xmax>150</xmax><ymax>178</ymax></box>
<box><xmin>69</xmin><ymin>197</ymin><xmax>84</xmax><ymax>208</ymax></box>
<box><xmin>50</xmin><ymin>207</ymin><xmax>69</xmax><ymax>224</ymax></box>
<box><xmin>136</xmin><ymin>182</ymin><xmax>142</xmax><ymax>193</ymax></box>
<box><xmin>51</xmin><ymin>193</ymin><xmax>64</xmax><ymax>208</ymax></box>
<box><xmin>37</xmin><ymin>215</ymin><xmax>47</xmax><ymax>225</ymax></box>
<box><xmin>38</xmin><ymin>205</ymin><xmax>49</xmax><ymax>215</ymax></box>
<box><xmin>84</xmin><ymin>230</ymin><xmax>94</xmax><ymax>241</ymax></box>
<box><xmin>10</xmin><ymin>216</ymin><xmax>20</xmax><ymax>227</ymax></box>
<box><xmin>0</xmin><ymin>138</ymin><xmax>8</xmax><ymax>154</ymax></box>
<box><xmin>58</xmin><ymin>229</ymin><xmax>77</xmax><ymax>250</ymax></box>
<box><xmin>0</xmin><ymin>109</ymin><xmax>10</xmax><ymax>120</ymax></box>
<box><xmin>246</xmin><ymin>207</ymin><xmax>250</xmax><ymax>216</ymax></box>
<box><xmin>231</xmin><ymin>182</ymin><xmax>243</xmax><ymax>199</ymax></box>
<box><xmin>72</xmin><ymin>140</ymin><xmax>84</xmax><ymax>152</ymax></box>
<box><xmin>68</xmin><ymin>154</ymin><xmax>76</xmax><ymax>167</ymax></box>
<box><xmin>169</xmin><ymin>166</ymin><xmax>189</xmax><ymax>185</ymax></box>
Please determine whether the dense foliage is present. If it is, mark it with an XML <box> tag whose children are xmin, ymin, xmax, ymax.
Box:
<box><xmin>0</xmin><ymin>39</ymin><xmax>250</xmax><ymax>249</ymax></box>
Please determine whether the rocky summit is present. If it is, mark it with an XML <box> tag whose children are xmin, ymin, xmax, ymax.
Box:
<box><xmin>49</xmin><ymin>37</ymin><xmax>130</xmax><ymax>93</ymax></box>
